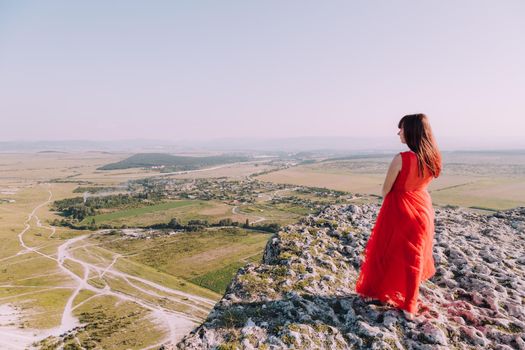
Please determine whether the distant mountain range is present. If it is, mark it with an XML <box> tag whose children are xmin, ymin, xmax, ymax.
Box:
<box><xmin>1</xmin><ymin>138</ymin><xmax>524</xmax><ymax>153</ymax></box>
<box><xmin>0</xmin><ymin>137</ymin><xmax>397</xmax><ymax>153</ymax></box>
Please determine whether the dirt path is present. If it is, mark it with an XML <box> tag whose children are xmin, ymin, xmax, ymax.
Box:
<box><xmin>1</xmin><ymin>184</ymin><xmax>215</xmax><ymax>349</ymax></box>
<box><xmin>232</xmin><ymin>205</ymin><xmax>266</xmax><ymax>224</ymax></box>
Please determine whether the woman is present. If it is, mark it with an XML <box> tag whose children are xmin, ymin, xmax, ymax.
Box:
<box><xmin>355</xmin><ymin>113</ymin><xmax>442</xmax><ymax>320</ymax></box>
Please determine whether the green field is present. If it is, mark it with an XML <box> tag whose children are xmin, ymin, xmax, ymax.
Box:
<box><xmin>238</xmin><ymin>202</ymin><xmax>309</xmax><ymax>225</ymax></box>
<box><xmin>81</xmin><ymin>200</ymin><xmax>197</xmax><ymax>225</ymax></box>
<box><xmin>95</xmin><ymin>227</ymin><xmax>271</xmax><ymax>294</ymax></box>
<box><xmin>80</xmin><ymin>199</ymin><xmax>254</xmax><ymax>228</ymax></box>
<box><xmin>190</xmin><ymin>261</ymin><xmax>247</xmax><ymax>293</ymax></box>
<box><xmin>189</xmin><ymin>251</ymin><xmax>262</xmax><ymax>293</ymax></box>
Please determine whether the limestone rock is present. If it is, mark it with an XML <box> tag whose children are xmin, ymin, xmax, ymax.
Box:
<box><xmin>172</xmin><ymin>204</ymin><xmax>525</xmax><ymax>350</ymax></box>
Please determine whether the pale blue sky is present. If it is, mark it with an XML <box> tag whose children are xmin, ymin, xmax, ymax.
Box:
<box><xmin>0</xmin><ymin>1</ymin><xmax>524</xmax><ymax>149</ymax></box>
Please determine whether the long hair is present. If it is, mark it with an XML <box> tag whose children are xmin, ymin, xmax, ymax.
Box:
<box><xmin>398</xmin><ymin>114</ymin><xmax>442</xmax><ymax>178</ymax></box>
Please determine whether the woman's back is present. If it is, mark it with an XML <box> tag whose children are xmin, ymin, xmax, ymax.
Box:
<box><xmin>391</xmin><ymin>151</ymin><xmax>434</xmax><ymax>193</ymax></box>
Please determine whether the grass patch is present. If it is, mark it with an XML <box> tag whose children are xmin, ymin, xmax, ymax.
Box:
<box><xmin>238</xmin><ymin>203</ymin><xmax>303</xmax><ymax>225</ymax></box>
<box><xmin>13</xmin><ymin>288</ymin><xmax>73</xmax><ymax>329</ymax></box>
<box><xmin>80</xmin><ymin>200</ymin><xmax>198</xmax><ymax>225</ymax></box>
<box><xmin>48</xmin><ymin>295</ymin><xmax>167</xmax><ymax>350</ymax></box>
<box><xmin>72</xmin><ymin>289</ymin><xmax>97</xmax><ymax>308</ymax></box>
<box><xmin>190</xmin><ymin>261</ymin><xmax>246</xmax><ymax>294</ymax></box>
<box><xmin>112</xmin><ymin>257</ymin><xmax>220</xmax><ymax>301</ymax></box>
<box><xmin>96</xmin><ymin>228</ymin><xmax>270</xmax><ymax>294</ymax></box>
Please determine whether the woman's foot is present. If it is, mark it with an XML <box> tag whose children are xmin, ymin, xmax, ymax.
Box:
<box><xmin>402</xmin><ymin>310</ymin><xmax>416</xmax><ymax>321</ymax></box>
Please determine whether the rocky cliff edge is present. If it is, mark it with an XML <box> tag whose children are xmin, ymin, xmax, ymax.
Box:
<box><xmin>175</xmin><ymin>204</ymin><xmax>525</xmax><ymax>350</ymax></box>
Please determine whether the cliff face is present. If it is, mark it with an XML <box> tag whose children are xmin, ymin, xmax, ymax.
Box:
<box><xmin>175</xmin><ymin>204</ymin><xmax>525</xmax><ymax>350</ymax></box>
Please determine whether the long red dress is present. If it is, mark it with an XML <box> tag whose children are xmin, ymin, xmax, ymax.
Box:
<box><xmin>355</xmin><ymin>150</ymin><xmax>436</xmax><ymax>314</ymax></box>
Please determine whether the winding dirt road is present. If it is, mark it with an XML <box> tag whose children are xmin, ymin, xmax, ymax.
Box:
<box><xmin>1</xmin><ymin>185</ymin><xmax>215</xmax><ymax>349</ymax></box>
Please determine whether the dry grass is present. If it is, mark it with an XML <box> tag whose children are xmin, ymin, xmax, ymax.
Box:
<box><xmin>257</xmin><ymin>159</ymin><xmax>525</xmax><ymax>210</ymax></box>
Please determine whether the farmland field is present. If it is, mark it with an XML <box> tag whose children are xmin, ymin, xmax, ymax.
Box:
<box><xmin>257</xmin><ymin>151</ymin><xmax>525</xmax><ymax>211</ymax></box>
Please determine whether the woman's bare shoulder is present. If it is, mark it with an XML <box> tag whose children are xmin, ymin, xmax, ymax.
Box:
<box><xmin>391</xmin><ymin>153</ymin><xmax>402</xmax><ymax>171</ymax></box>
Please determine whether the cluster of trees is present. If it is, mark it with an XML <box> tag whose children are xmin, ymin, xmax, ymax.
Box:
<box><xmin>52</xmin><ymin>211</ymin><xmax>281</xmax><ymax>233</ymax></box>
<box><xmin>52</xmin><ymin>193</ymin><xmax>162</xmax><ymax>222</ymax></box>
<box><xmin>248</xmin><ymin>222</ymin><xmax>280</xmax><ymax>233</ymax></box>
<box><xmin>49</xmin><ymin>217</ymin><xmax>115</xmax><ymax>231</ymax></box>
<box><xmin>296</xmin><ymin>186</ymin><xmax>348</xmax><ymax>197</ymax></box>
<box><xmin>150</xmin><ymin>217</ymin><xmax>280</xmax><ymax>233</ymax></box>
<box><xmin>72</xmin><ymin>186</ymin><xmax>118</xmax><ymax>193</ymax></box>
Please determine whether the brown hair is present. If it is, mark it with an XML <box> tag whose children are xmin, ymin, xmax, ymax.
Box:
<box><xmin>398</xmin><ymin>113</ymin><xmax>442</xmax><ymax>178</ymax></box>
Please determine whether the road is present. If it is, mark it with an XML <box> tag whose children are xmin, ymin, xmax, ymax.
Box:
<box><xmin>232</xmin><ymin>205</ymin><xmax>266</xmax><ymax>224</ymax></box>
<box><xmin>1</xmin><ymin>185</ymin><xmax>215</xmax><ymax>350</ymax></box>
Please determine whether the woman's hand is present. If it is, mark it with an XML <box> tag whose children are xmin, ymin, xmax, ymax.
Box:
<box><xmin>381</xmin><ymin>153</ymin><xmax>402</xmax><ymax>197</ymax></box>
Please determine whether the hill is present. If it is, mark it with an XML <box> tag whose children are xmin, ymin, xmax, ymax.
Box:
<box><xmin>174</xmin><ymin>204</ymin><xmax>525</xmax><ymax>349</ymax></box>
<box><xmin>98</xmin><ymin>153</ymin><xmax>251</xmax><ymax>171</ymax></box>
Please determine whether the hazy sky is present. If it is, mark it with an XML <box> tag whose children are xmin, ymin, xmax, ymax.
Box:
<box><xmin>1</xmin><ymin>1</ymin><xmax>524</xmax><ymax>149</ymax></box>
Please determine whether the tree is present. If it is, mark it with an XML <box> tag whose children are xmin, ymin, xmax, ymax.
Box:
<box><xmin>168</xmin><ymin>218</ymin><xmax>180</xmax><ymax>229</ymax></box>
<box><xmin>218</xmin><ymin>218</ymin><xmax>233</xmax><ymax>226</ymax></box>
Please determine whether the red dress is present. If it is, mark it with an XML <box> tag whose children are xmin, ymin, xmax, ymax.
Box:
<box><xmin>355</xmin><ymin>150</ymin><xmax>436</xmax><ymax>314</ymax></box>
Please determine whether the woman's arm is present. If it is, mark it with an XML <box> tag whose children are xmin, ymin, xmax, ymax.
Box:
<box><xmin>381</xmin><ymin>153</ymin><xmax>402</xmax><ymax>198</ymax></box>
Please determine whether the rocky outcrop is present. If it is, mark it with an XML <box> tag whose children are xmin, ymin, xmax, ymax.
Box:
<box><xmin>175</xmin><ymin>204</ymin><xmax>525</xmax><ymax>349</ymax></box>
